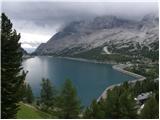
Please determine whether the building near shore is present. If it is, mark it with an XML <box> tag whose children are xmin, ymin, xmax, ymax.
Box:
<box><xmin>134</xmin><ymin>91</ymin><xmax>152</xmax><ymax>105</ymax></box>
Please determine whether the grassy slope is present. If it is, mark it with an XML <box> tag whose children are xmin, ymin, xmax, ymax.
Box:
<box><xmin>16</xmin><ymin>103</ymin><xmax>52</xmax><ymax>119</ymax></box>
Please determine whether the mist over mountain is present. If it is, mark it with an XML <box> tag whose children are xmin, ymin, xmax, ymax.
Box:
<box><xmin>34</xmin><ymin>13</ymin><xmax>158</xmax><ymax>56</ymax></box>
<box><xmin>2</xmin><ymin>2</ymin><xmax>158</xmax><ymax>52</ymax></box>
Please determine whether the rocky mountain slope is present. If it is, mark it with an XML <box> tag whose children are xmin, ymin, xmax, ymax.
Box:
<box><xmin>34</xmin><ymin>14</ymin><xmax>158</xmax><ymax>61</ymax></box>
<box><xmin>21</xmin><ymin>47</ymin><xmax>28</xmax><ymax>55</ymax></box>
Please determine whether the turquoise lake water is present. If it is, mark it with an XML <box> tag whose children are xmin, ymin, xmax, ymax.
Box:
<box><xmin>22</xmin><ymin>56</ymin><xmax>135</xmax><ymax>106</ymax></box>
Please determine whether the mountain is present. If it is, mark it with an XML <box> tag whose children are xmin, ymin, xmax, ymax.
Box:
<box><xmin>34</xmin><ymin>14</ymin><xmax>158</xmax><ymax>61</ymax></box>
<box><xmin>21</xmin><ymin>47</ymin><xmax>28</xmax><ymax>55</ymax></box>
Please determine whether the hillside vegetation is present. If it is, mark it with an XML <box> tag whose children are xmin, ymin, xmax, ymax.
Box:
<box><xmin>16</xmin><ymin>103</ymin><xmax>52</xmax><ymax>119</ymax></box>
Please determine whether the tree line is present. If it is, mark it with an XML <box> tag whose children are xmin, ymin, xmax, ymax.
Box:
<box><xmin>22</xmin><ymin>78</ymin><xmax>159</xmax><ymax>119</ymax></box>
<box><xmin>21</xmin><ymin>79</ymin><xmax>82</xmax><ymax>119</ymax></box>
<box><xmin>83</xmin><ymin>80</ymin><xmax>159</xmax><ymax>119</ymax></box>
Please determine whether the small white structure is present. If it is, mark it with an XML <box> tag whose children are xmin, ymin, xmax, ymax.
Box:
<box><xmin>134</xmin><ymin>92</ymin><xmax>152</xmax><ymax>105</ymax></box>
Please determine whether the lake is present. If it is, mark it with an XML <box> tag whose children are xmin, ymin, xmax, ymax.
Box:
<box><xmin>22</xmin><ymin>56</ymin><xmax>135</xmax><ymax>106</ymax></box>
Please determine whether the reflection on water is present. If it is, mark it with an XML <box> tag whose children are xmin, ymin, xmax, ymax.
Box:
<box><xmin>22</xmin><ymin>56</ymin><xmax>135</xmax><ymax>106</ymax></box>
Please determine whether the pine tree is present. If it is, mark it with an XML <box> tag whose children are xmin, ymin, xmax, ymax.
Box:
<box><xmin>40</xmin><ymin>78</ymin><xmax>55</xmax><ymax>110</ymax></box>
<box><xmin>104</xmin><ymin>88</ymin><xmax>121</xmax><ymax>118</ymax></box>
<box><xmin>25</xmin><ymin>84</ymin><xmax>34</xmax><ymax>104</ymax></box>
<box><xmin>119</xmin><ymin>91</ymin><xmax>137</xmax><ymax>118</ymax></box>
<box><xmin>21</xmin><ymin>82</ymin><xmax>27</xmax><ymax>102</ymax></box>
<box><xmin>1</xmin><ymin>13</ymin><xmax>26</xmax><ymax>118</ymax></box>
<box><xmin>58</xmin><ymin>79</ymin><xmax>82</xmax><ymax>118</ymax></box>
<box><xmin>83</xmin><ymin>100</ymin><xmax>105</xmax><ymax>119</ymax></box>
<box><xmin>83</xmin><ymin>107</ymin><xmax>92</xmax><ymax>118</ymax></box>
<box><xmin>140</xmin><ymin>96</ymin><xmax>159</xmax><ymax>119</ymax></box>
<box><xmin>133</xmin><ymin>81</ymin><xmax>142</xmax><ymax>96</ymax></box>
<box><xmin>104</xmin><ymin>86</ymin><xmax>137</xmax><ymax>118</ymax></box>
<box><xmin>21</xmin><ymin>83</ymin><xmax>33</xmax><ymax>103</ymax></box>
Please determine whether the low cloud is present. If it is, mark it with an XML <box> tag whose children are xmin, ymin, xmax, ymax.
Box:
<box><xmin>2</xmin><ymin>1</ymin><xmax>158</xmax><ymax>52</ymax></box>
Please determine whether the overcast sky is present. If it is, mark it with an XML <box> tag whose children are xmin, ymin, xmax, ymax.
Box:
<box><xmin>1</xmin><ymin>1</ymin><xmax>159</xmax><ymax>52</ymax></box>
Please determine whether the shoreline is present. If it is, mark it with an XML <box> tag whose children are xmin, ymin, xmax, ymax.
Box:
<box><xmin>56</xmin><ymin>56</ymin><xmax>117</xmax><ymax>65</ymax></box>
<box><xmin>54</xmin><ymin>56</ymin><xmax>146</xmax><ymax>102</ymax></box>
<box><xmin>97</xmin><ymin>64</ymin><xmax>146</xmax><ymax>102</ymax></box>
<box><xmin>22</xmin><ymin>55</ymin><xmax>34</xmax><ymax>60</ymax></box>
<box><xmin>35</xmin><ymin>55</ymin><xmax>146</xmax><ymax>102</ymax></box>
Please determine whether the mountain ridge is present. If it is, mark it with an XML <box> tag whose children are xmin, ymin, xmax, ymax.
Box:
<box><xmin>34</xmin><ymin>14</ymin><xmax>158</xmax><ymax>59</ymax></box>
